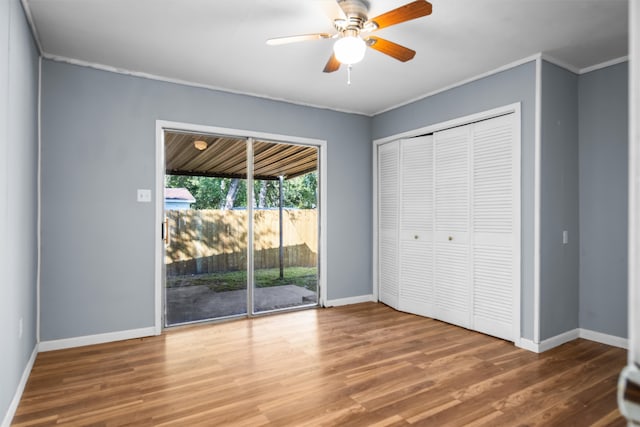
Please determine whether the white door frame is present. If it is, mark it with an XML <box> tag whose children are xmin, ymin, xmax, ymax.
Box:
<box><xmin>617</xmin><ymin>0</ymin><xmax>640</xmax><ymax>422</ymax></box>
<box><xmin>372</xmin><ymin>103</ymin><xmax>522</xmax><ymax>345</ymax></box>
<box><xmin>154</xmin><ymin>120</ymin><xmax>327</xmax><ymax>333</ymax></box>
<box><xmin>627</xmin><ymin>0</ymin><xmax>639</xmax><ymax>371</ymax></box>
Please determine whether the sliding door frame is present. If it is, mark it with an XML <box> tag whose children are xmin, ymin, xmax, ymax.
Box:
<box><xmin>154</xmin><ymin>120</ymin><xmax>327</xmax><ymax>333</ymax></box>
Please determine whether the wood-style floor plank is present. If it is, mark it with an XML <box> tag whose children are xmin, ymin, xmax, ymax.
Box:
<box><xmin>12</xmin><ymin>303</ymin><xmax>626</xmax><ymax>426</ymax></box>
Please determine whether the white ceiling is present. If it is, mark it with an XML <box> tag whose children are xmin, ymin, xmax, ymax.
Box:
<box><xmin>24</xmin><ymin>0</ymin><xmax>628</xmax><ymax>116</ymax></box>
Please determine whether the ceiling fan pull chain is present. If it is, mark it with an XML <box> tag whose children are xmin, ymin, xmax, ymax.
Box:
<box><xmin>347</xmin><ymin>64</ymin><xmax>352</xmax><ymax>85</ymax></box>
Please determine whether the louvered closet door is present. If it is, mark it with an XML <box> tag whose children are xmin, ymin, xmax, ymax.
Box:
<box><xmin>398</xmin><ymin>136</ymin><xmax>434</xmax><ymax>318</ymax></box>
<box><xmin>434</xmin><ymin>125</ymin><xmax>471</xmax><ymax>328</ymax></box>
<box><xmin>378</xmin><ymin>142</ymin><xmax>400</xmax><ymax>308</ymax></box>
<box><xmin>471</xmin><ymin>113</ymin><xmax>517</xmax><ymax>341</ymax></box>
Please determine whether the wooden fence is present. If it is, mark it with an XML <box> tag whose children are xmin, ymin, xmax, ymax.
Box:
<box><xmin>165</xmin><ymin>209</ymin><xmax>317</xmax><ymax>276</ymax></box>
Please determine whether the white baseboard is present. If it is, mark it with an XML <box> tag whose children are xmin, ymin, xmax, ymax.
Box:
<box><xmin>517</xmin><ymin>328</ymin><xmax>628</xmax><ymax>353</ymax></box>
<box><xmin>2</xmin><ymin>345</ymin><xmax>38</xmax><ymax>427</ymax></box>
<box><xmin>538</xmin><ymin>328</ymin><xmax>580</xmax><ymax>352</ymax></box>
<box><xmin>39</xmin><ymin>327</ymin><xmax>157</xmax><ymax>352</ymax></box>
<box><xmin>517</xmin><ymin>329</ymin><xmax>580</xmax><ymax>353</ymax></box>
<box><xmin>516</xmin><ymin>338</ymin><xmax>540</xmax><ymax>353</ymax></box>
<box><xmin>579</xmin><ymin>328</ymin><xmax>628</xmax><ymax>349</ymax></box>
<box><xmin>324</xmin><ymin>294</ymin><xmax>376</xmax><ymax>307</ymax></box>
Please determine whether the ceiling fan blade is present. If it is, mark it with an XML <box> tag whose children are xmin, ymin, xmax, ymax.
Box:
<box><xmin>366</xmin><ymin>36</ymin><xmax>416</xmax><ymax>62</ymax></box>
<box><xmin>367</xmin><ymin>0</ymin><xmax>432</xmax><ymax>31</ymax></box>
<box><xmin>323</xmin><ymin>53</ymin><xmax>341</xmax><ymax>73</ymax></box>
<box><xmin>266</xmin><ymin>33</ymin><xmax>333</xmax><ymax>46</ymax></box>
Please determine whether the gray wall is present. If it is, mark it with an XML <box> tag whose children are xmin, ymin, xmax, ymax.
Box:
<box><xmin>40</xmin><ymin>60</ymin><xmax>372</xmax><ymax>341</ymax></box>
<box><xmin>578</xmin><ymin>62</ymin><xmax>628</xmax><ymax>338</ymax></box>
<box><xmin>0</xmin><ymin>0</ymin><xmax>39</xmax><ymax>423</ymax></box>
<box><xmin>539</xmin><ymin>61</ymin><xmax>580</xmax><ymax>340</ymax></box>
<box><xmin>372</xmin><ymin>62</ymin><xmax>537</xmax><ymax>340</ymax></box>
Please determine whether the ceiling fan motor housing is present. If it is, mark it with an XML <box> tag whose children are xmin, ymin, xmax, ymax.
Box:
<box><xmin>335</xmin><ymin>0</ymin><xmax>370</xmax><ymax>32</ymax></box>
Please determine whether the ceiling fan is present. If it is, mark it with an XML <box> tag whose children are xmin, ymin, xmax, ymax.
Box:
<box><xmin>266</xmin><ymin>0</ymin><xmax>433</xmax><ymax>74</ymax></box>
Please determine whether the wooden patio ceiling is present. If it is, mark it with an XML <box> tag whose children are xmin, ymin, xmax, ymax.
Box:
<box><xmin>165</xmin><ymin>131</ymin><xmax>318</xmax><ymax>181</ymax></box>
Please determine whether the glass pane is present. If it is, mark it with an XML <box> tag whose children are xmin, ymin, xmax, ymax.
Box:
<box><xmin>252</xmin><ymin>140</ymin><xmax>319</xmax><ymax>314</ymax></box>
<box><xmin>164</xmin><ymin>134</ymin><xmax>248</xmax><ymax>325</ymax></box>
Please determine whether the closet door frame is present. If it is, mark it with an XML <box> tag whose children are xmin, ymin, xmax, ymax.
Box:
<box><xmin>372</xmin><ymin>103</ymin><xmax>521</xmax><ymax>345</ymax></box>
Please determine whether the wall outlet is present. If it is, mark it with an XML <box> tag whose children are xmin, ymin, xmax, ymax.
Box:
<box><xmin>19</xmin><ymin>317</ymin><xmax>23</xmax><ymax>339</ymax></box>
<box><xmin>563</xmin><ymin>230</ymin><xmax>568</xmax><ymax>245</ymax></box>
<box><xmin>137</xmin><ymin>189</ymin><xmax>152</xmax><ymax>203</ymax></box>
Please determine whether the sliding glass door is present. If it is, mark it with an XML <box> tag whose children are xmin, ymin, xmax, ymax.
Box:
<box><xmin>251</xmin><ymin>140</ymin><xmax>319</xmax><ymax>314</ymax></box>
<box><xmin>163</xmin><ymin>132</ymin><xmax>319</xmax><ymax>326</ymax></box>
<box><xmin>164</xmin><ymin>134</ymin><xmax>248</xmax><ymax>325</ymax></box>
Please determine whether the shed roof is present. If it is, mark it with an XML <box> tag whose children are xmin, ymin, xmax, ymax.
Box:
<box><xmin>165</xmin><ymin>131</ymin><xmax>318</xmax><ymax>181</ymax></box>
<box><xmin>164</xmin><ymin>187</ymin><xmax>195</xmax><ymax>202</ymax></box>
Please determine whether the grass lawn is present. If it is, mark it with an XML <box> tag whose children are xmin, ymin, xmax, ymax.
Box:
<box><xmin>167</xmin><ymin>266</ymin><xmax>317</xmax><ymax>293</ymax></box>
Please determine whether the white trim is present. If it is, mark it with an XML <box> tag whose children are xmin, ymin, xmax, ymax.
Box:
<box><xmin>18</xmin><ymin>0</ymin><xmax>43</xmax><ymax>55</ymax></box>
<box><xmin>319</xmin><ymin>140</ymin><xmax>328</xmax><ymax>307</ymax></box>
<box><xmin>156</xmin><ymin>120</ymin><xmax>326</xmax><ymax>148</ymax></box>
<box><xmin>32</xmin><ymin>49</ymin><xmax>626</xmax><ymax>120</ymax></box>
<box><xmin>516</xmin><ymin>338</ymin><xmax>540</xmax><ymax>353</ymax></box>
<box><xmin>373</xmin><ymin>103</ymin><xmax>522</xmax><ymax>145</ymax></box>
<box><xmin>512</xmin><ymin>105</ymin><xmax>522</xmax><ymax>346</ymax></box>
<box><xmin>541</xmin><ymin>54</ymin><xmax>628</xmax><ymax>75</ymax></box>
<box><xmin>154</xmin><ymin>123</ymin><xmax>164</xmax><ymax>334</ymax></box>
<box><xmin>1</xmin><ymin>345</ymin><xmax>37</xmax><ymax>427</ymax></box>
<box><xmin>519</xmin><ymin>329</ymin><xmax>580</xmax><ymax>353</ymax></box>
<box><xmin>41</xmin><ymin>52</ymin><xmax>540</xmax><ymax>118</ymax></box>
<box><xmin>539</xmin><ymin>329</ymin><xmax>582</xmax><ymax>352</ymax></box>
<box><xmin>579</xmin><ymin>56</ymin><xmax>629</xmax><ymax>75</ymax></box>
<box><xmin>629</xmin><ymin>0</ymin><xmax>640</xmax><ymax>368</ymax></box>
<box><xmin>533</xmin><ymin>56</ymin><xmax>542</xmax><ymax>344</ymax></box>
<box><xmin>324</xmin><ymin>295</ymin><xmax>376</xmax><ymax>307</ymax></box>
<box><xmin>155</xmin><ymin>120</ymin><xmax>328</xmax><ymax>320</ymax></box>
<box><xmin>540</xmin><ymin>54</ymin><xmax>580</xmax><ymax>75</ymax></box>
<box><xmin>537</xmin><ymin>329</ymin><xmax>582</xmax><ymax>353</ymax></box>
<box><xmin>371</xmin><ymin>136</ymin><xmax>379</xmax><ymax>303</ymax></box>
<box><xmin>579</xmin><ymin>329</ymin><xmax>628</xmax><ymax>349</ymax></box>
<box><xmin>36</xmin><ymin>56</ymin><xmax>41</xmax><ymax>343</ymax></box>
<box><xmin>374</xmin><ymin>54</ymin><xmax>540</xmax><ymax>115</ymax></box>
<box><xmin>43</xmin><ymin>54</ymin><xmax>365</xmax><ymax>116</ymax></box>
<box><xmin>628</xmin><ymin>0</ymin><xmax>640</xmax><ymax>367</ymax></box>
<box><xmin>517</xmin><ymin>329</ymin><xmax>627</xmax><ymax>353</ymax></box>
<box><xmin>38</xmin><ymin>327</ymin><xmax>156</xmax><ymax>352</ymax></box>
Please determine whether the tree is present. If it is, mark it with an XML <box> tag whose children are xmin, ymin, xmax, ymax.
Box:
<box><xmin>165</xmin><ymin>171</ymin><xmax>317</xmax><ymax>210</ymax></box>
<box><xmin>222</xmin><ymin>178</ymin><xmax>241</xmax><ymax>210</ymax></box>
<box><xmin>257</xmin><ymin>181</ymin><xmax>268</xmax><ymax>208</ymax></box>
<box><xmin>284</xmin><ymin>173</ymin><xmax>317</xmax><ymax>208</ymax></box>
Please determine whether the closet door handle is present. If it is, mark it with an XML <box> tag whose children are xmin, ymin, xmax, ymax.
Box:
<box><xmin>448</xmin><ymin>236</ymin><xmax>453</xmax><ymax>241</ymax></box>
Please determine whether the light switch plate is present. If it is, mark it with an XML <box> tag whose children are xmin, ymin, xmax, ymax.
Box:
<box><xmin>563</xmin><ymin>230</ymin><xmax>568</xmax><ymax>244</ymax></box>
<box><xmin>137</xmin><ymin>189</ymin><xmax>152</xmax><ymax>203</ymax></box>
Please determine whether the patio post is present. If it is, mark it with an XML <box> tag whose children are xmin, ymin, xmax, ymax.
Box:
<box><xmin>279</xmin><ymin>175</ymin><xmax>284</xmax><ymax>279</ymax></box>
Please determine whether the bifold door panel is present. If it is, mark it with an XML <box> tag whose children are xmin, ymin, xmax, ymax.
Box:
<box><xmin>377</xmin><ymin>112</ymin><xmax>519</xmax><ymax>342</ymax></box>
<box><xmin>398</xmin><ymin>136</ymin><xmax>434</xmax><ymax>318</ymax></box>
<box><xmin>378</xmin><ymin>142</ymin><xmax>400</xmax><ymax>308</ymax></box>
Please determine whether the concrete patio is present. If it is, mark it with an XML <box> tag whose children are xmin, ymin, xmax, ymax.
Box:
<box><xmin>166</xmin><ymin>284</ymin><xmax>317</xmax><ymax>325</ymax></box>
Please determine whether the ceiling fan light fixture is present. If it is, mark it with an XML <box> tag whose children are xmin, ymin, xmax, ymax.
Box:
<box><xmin>193</xmin><ymin>140</ymin><xmax>208</xmax><ymax>151</ymax></box>
<box><xmin>333</xmin><ymin>35</ymin><xmax>366</xmax><ymax>65</ymax></box>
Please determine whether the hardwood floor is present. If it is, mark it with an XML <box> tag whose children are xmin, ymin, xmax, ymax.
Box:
<box><xmin>13</xmin><ymin>303</ymin><xmax>626</xmax><ymax>426</ymax></box>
